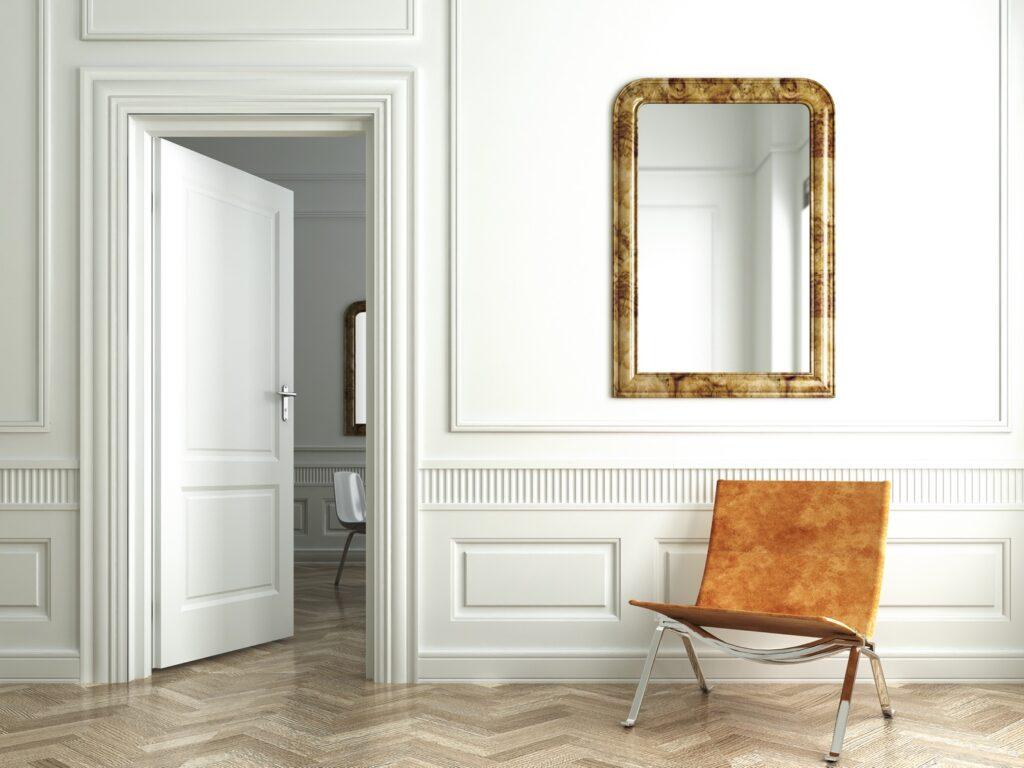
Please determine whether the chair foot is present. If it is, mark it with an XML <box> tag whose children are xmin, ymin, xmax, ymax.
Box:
<box><xmin>680</xmin><ymin>633</ymin><xmax>712</xmax><ymax>693</ymax></box>
<box><xmin>621</xmin><ymin>625</ymin><xmax>665</xmax><ymax>728</ymax></box>
<box><xmin>826</xmin><ymin>647</ymin><xmax>860</xmax><ymax>762</ymax></box>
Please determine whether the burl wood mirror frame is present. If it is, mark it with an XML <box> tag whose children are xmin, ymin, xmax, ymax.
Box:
<box><xmin>612</xmin><ymin>78</ymin><xmax>835</xmax><ymax>397</ymax></box>
<box><xmin>344</xmin><ymin>300</ymin><xmax>366</xmax><ymax>436</ymax></box>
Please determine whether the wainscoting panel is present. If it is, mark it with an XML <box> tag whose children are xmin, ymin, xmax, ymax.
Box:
<box><xmin>0</xmin><ymin>540</ymin><xmax>48</xmax><ymax>620</ymax></box>
<box><xmin>418</xmin><ymin>467</ymin><xmax>1024</xmax><ymax>681</ymax></box>
<box><xmin>454</xmin><ymin>539</ymin><xmax>618</xmax><ymax>620</ymax></box>
<box><xmin>0</xmin><ymin>506</ymin><xmax>78</xmax><ymax>680</ymax></box>
<box><xmin>294</xmin><ymin>465</ymin><xmax>365</xmax><ymax>564</ymax></box>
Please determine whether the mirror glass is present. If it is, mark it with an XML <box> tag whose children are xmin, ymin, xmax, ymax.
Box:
<box><xmin>636</xmin><ymin>103</ymin><xmax>811</xmax><ymax>373</ymax></box>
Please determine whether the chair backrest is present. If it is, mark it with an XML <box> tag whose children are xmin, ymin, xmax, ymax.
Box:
<box><xmin>696</xmin><ymin>480</ymin><xmax>890</xmax><ymax>638</ymax></box>
<box><xmin>333</xmin><ymin>471</ymin><xmax>366</xmax><ymax>525</ymax></box>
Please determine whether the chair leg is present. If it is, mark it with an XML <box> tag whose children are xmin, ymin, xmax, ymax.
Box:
<box><xmin>621</xmin><ymin>625</ymin><xmax>665</xmax><ymax>727</ymax></box>
<box><xmin>866</xmin><ymin>651</ymin><xmax>894</xmax><ymax>718</ymax></box>
<box><xmin>825</xmin><ymin>647</ymin><xmax>861</xmax><ymax>763</ymax></box>
<box><xmin>333</xmin><ymin>531</ymin><xmax>357</xmax><ymax>587</ymax></box>
<box><xmin>680</xmin><ymin>633</ymin><xmax>712</xmax><ymax>693</ymax></box>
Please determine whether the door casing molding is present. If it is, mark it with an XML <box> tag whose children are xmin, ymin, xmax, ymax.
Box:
<box><xmin>80</xmin><ymin>68</ymin><xmax>416</xmax><ymax>684</ymax></box>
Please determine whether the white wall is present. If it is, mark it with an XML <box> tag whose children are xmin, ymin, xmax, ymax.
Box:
<box><xmin>173</xmin><ymin>137</ymin><xmax>368</xmax><ymax>563</ymax></box>
<box><xmin>0</xmin><ymin>0</ymin><xmax>1021</xmax><ymax>683</ymax></box>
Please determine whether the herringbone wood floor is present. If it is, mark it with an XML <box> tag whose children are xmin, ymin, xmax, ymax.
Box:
<box><xmin>1</xmin><ymin>565</ymin><xmax>1022</xmax><ymax>767</ymax></box>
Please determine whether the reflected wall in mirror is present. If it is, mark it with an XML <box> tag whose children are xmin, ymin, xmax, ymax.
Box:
<box><xmin>612</xmin><ymin>79</ymin><xmax>834</xmax><ymax>397</ymax></box>
<box><xmin>344</xmin><ymin>300</ymin><xmax>366</xmax><ymax>435</ymax></box>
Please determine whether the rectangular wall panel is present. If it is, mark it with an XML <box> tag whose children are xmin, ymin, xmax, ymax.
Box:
<box><xmin>0</xmin><ymin>540</ymin><xmax>48</xmax><ymax>619</ymax></box>
<box><xmin>879</xmin><ymin>540</ymin><xmax>1007</xmax><ymax>620</ymax></box>
<box><xmin>0</xmin><ymin>0</ymin><xmax>46</xmax><ymax>429</ymax></box>
<box><xmin>82</xmin><ymin>0</ymin><xmax>413</xmax><ymax>39</ymax></box>
<box><xmin>453</xmin><ymin>540</ymin><xmax>618</xmax><ymax>620</ymax></box>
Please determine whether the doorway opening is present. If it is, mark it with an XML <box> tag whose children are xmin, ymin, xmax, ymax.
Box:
<box><xmin>144</xmin><ymin>134</ymin><xmax>371</xmax><ymax>673</ymax></box>
<box><xmin>121</xmin><ymin>115</ymin><xmax>384</xmax><ymax>683</ymax></box>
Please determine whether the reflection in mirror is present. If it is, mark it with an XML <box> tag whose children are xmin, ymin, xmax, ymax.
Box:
<box><xmin>637</xmin><ymin>103</ymin><xmax>810</xmax><ymax>374</ymax></box>
<box><xmin>344</xmin><ymin>301</ymin><xmax>366</xmax><ymax>436</ymax></box>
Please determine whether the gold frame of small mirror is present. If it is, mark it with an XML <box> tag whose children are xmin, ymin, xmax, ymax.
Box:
<box><xmin>612</xmin><ymin>78</ymin><xmax>835</xmax><ymax>398</ymax></box>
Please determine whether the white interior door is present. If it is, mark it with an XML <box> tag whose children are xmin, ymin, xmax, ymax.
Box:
<box><xmin>154</xmin><ymin>139</ymin><xmax>294</xmax><ymax>669</ymax></box>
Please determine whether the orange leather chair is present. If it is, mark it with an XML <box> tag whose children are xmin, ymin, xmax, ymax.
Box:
<box><xmin>622</xmin><ymin>480</ymin><xmax>893</xmax><ymax>763</ymax></box>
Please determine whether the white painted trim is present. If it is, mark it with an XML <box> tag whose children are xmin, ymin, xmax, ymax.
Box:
<box><xmin>295</xmin><ymin>210</ymin><xmax>366</xmax><ymax>219</ymax></box>
<box><xmin>1</xmin><ymin>0</ymin><xmax>50</xmax><ymax>431</ymax></box>
<box><xmin>449</xmin><ymin>0</ymin><xmax>1011</xmax><ymax>433</ymax></box>
<box><xmin>80</xmin><ymin>68</ymin><xmax>416</xmax><ymax>685</ymax></box>
<box><xmin>419</xmin><ymin>466</ymin><xmax>1024</xmax><ymax>510</ymax></box>
<box><xmin>264</xmin><ymin>172</ymin><xmax>366</xmax><ymax>183</ymax></box>
<box><xmin>0</xmin><ymin>468</ymin><xmax>79</xmax><ymax>507</ymax></box>
<box><xmin>0</xmin><ymin>654</ymin><xmax>79</xmax><ymax>681</ymax></box>
<box><xmin>80</xmin><ymin>0</ymin><xmax>415</xmax><ymax>40</ymax></box>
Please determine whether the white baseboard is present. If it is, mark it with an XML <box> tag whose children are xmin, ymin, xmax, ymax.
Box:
<box><xmin>0</xmin><ymin>654</ymin><xmax>80</xmax><ymax>681</ymax></box>
<box><xmin>416</xmin><ymin>651</ymin><xmax>1024</xmax><ymax>682</ymax></box>
<box><xmin>295</xmin><ymin>547</ymin><xmax>365</xmax><ymax>564</ymax></box>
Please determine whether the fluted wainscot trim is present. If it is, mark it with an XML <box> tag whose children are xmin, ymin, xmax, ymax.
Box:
<box><xmin>295</xmin><ymin>465</ymin><xmax>366</xmax><ymax>488</ymax></box>
<box><xmin>0</xmin><ymin>467</ymin><xmax>79</xmax><ymax>507</ymax></box>
<box><xmin>419</xmin><ymin>467</ymin><xmax>1024</xmax><ymax>509</ymax></box>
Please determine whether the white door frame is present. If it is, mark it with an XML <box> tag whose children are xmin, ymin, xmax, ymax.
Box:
<box><xmin>80</xmin><ymin>69</ymin><xmax>416</xmax><ymax>684</ymax></box>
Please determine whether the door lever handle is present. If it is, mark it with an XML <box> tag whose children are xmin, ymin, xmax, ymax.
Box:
<box><xmin>279</xmin><ymin>386</ymin><xmax>298</xmax><ymax>422</ymax></box>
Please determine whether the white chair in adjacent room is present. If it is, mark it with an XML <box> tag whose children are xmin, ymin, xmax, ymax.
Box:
<box><xmin>332</xmin><ymin>471</ymin><xmax>367</xmax><ymax>586</ymax></box>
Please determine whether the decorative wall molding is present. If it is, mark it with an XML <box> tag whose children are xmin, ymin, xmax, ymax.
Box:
<box><xmin>80</xmin><ymin>0</ymin><xmax>414</xmax><ymax>40</ymax></box>
<box><xmin>295</xmin><ymin>465</ymin><xmax>366</xmax><ymax>488</ymax></box>
<box><xmin>81</xmin><ymin>69</ymin><xmax>415</xmax><ymax>683</ymax></box>
<box><xmin>419</xmin><ymin>466</ymin><xmax>1024</xmax><ymax>510</ymax></box>
<box><xmin>0</xmin><ymin>468</ymin><xmax>78</xmax><ymax>507</ymax></box>
<box><xmin>1</xmin><ymin>0</ymin><xmax>50</xmax><ymax>431</ymax></box>
<box><xmin>449</xmin><ymin>0</ymin><xmax>1009</xmax><ymax>433</ymax></box>
<box><xmin>263</xmin><ymin>173</ymin><xmax>366</xmax><ymax>183</ymax></box>
<box><xmin>294</xmin><ymin>211</ymin><xmax>365</xmax><ymax>220</ymax></box>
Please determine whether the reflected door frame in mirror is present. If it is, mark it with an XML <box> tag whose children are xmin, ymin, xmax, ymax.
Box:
<box><xmin>612</xmin><ymin>78</ymin><xmax>835</xmax><ymax>397</ymax></box>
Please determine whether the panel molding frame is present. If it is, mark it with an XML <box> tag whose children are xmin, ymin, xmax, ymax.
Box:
<box><xmin>80</xmin><ymin>0</ymin><xmax>415</xmax><ymax>40</ymax></box>
<box><xmin>449</xmin><ymin>0</ymin><xmax>1011</xmax><ymax>432</ymax></box>
<box><xmin>80</xmin><ymin>68</ymin><xmax>416</xmax><ymax>685</ymax></box>
<box><xmin>1</xmin><ymin>0</ymin><xmax>51</xmax><ymax>431</ymax></box>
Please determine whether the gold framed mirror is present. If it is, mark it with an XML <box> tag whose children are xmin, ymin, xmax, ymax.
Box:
<box><xmin>612</xmin><ymin>78</ymin><xmax>834</xmax><ymax>397</ymax></box>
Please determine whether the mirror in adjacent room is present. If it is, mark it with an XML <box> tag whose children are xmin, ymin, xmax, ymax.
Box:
<box><xmin>344</xmin><ymin>300</ymin><xmax>366</xmax><ymax>435</ymax></box>
<box><xmin>612</xmin><ymin>79</ymin><xmax>834</xmax><ymax>397</ymax></box>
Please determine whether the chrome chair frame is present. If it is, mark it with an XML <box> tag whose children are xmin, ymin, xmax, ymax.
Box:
<box><xmin>622</xmin><ymin>618</ymin><xmax>893</xmax><ymax>763</ymax></box>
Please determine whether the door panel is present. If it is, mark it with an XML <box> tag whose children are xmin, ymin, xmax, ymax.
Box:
<box><xmin>155</xmin><ymin>139</ymin><xmax>294</xmax><ymax>669</ymax></box>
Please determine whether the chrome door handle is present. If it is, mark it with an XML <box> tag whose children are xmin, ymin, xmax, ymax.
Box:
<box><xmin>279</xmin><ymin>385</ymin><xmax>298</xmax><ymax>422</ymax></box>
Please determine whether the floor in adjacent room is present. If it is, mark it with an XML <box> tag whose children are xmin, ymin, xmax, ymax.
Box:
<box><xmin>1</xmin><ymin>564</ymin><xmax>1022</xmax><ymax>768</ymax></box>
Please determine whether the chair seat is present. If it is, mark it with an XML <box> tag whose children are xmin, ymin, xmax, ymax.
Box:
<box><xmin>629</xmin><ymin>600</ymin><xmax>863</xmax><ymax>640</ymax></box>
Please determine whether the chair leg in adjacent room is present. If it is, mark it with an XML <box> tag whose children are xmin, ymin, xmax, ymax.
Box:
<box><xmin>864</xmin><ymin>649</ymin><xmax>894</xmax><ymax>718</ymax></box>
<box><xmin>621</xmin><ymin>625</ymin><xmax>665</xmax><ymax>728</ymax></box>
<box><xmin>825</xmin><ymin>647</ymin><xmax>861</xmax><ymax>763</ymax></box>
<box><xmin>680</xmin><ymin>633</ymin><xmax>712</xmax><ymax>693</ymax></box>
<box><xmin>334</xmin><ymin>531</ymin><xmax>357</xmax><ymax>587</ymax></box>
